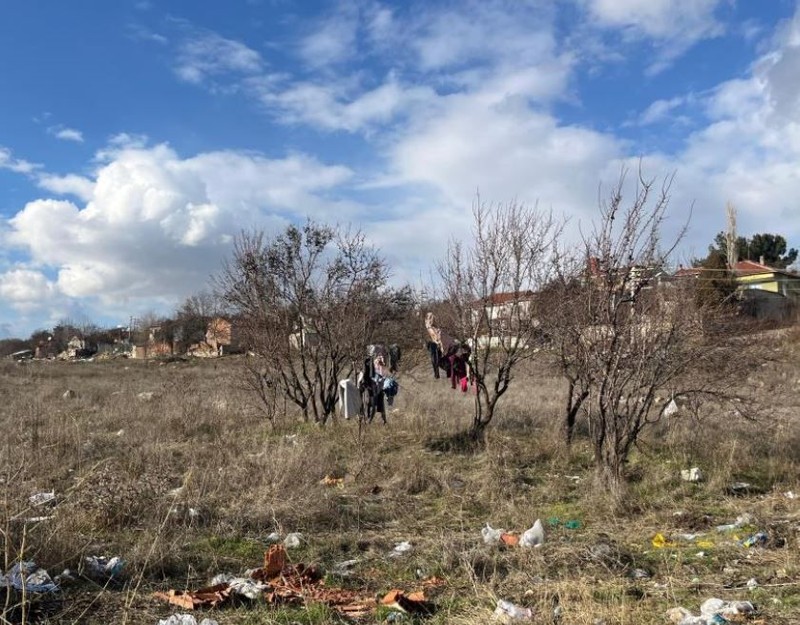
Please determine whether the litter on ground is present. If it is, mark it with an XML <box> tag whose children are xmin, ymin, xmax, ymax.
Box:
<box><xmin>680</xmin><ymin>468</ymin><xmax>704</xmax><ymax>482</ymax></box>
<box><xmin>29</xmin><ymin>491</ymin><xmax>56</xmax><ymax>506</ymax></box>
<box><xmin>494</xmin><ymin>599</ymin><xmax>534</xmax><ymax>621</ymax></box>
<box><xmin>84</xmin><ymin>555</ymin><xmax>124</xmax><ymax>579</ymax></box>
<box><xmin>153</xmin><ymin>544</ymin><xmax>434</xmax><ymax>619</ymax></box>
<box><xmin>0</xmin><ymin>561</ymin><xmax>59</xmax><ymax>593</ymax></box>
<box><xmin>157</xmin><ymin>615</ymin><xmax>219</xmax><ymax>625</ymax></box>
<box><xmin>390</xmin><ymin>541</ymin><xmax>413</xmax><ymax>556</ymax></box>
<box><xmin>520</xmin><ymin>519</ymin><xmax>544</xmax><ymax>548</ymax></box>
<box><xmin>665</xmin><ymin>597</ymin><xmax>755</xmax><ymax>625</ymax></box>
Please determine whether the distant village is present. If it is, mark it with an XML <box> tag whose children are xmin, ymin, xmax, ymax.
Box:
<box><xmin>6</xmin><ymin>316</ymin><xmax>240</xmax><ymax>362</ymax></box>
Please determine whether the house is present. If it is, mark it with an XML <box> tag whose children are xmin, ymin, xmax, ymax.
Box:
<box><xmin>186</xmin><ymin>317</ymin><xmax>241</xmax><ymax>357</ymax></box>
<box><xmin>289</xmin><ymin>316</ymin><xmax>320</xmax><ymax>350</ymax></box>
<box><xmin>471</xmin><ymin>290</ymin><xmax>540</xmax><ymax>349</ymax></box>
<box><xmin>733</xmin><ymin>259</ymin><xmax>800</xmax><ymax>320</ymax></box>
<box><xmin>733</xmin><ymin>259</ymin><xmax>800</xmax><ymax>299</ymax></box>
<box><xmin>674</xmin><ymin>258</ymin><xmax>800</xmax><ymax>320</ymax></box>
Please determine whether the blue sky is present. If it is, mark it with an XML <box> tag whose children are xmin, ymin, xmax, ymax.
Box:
<box><xmin>2</xmin><ymin>0</ymin><xmax>800</xmax><ymax>336</ymax></box>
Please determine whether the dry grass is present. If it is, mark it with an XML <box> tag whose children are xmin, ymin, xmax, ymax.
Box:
<box><xmin>0</xmin><ymin>340</ymin><xmax>798</xmax><ymax>624</ymax></box>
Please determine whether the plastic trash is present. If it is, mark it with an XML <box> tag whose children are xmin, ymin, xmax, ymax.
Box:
<box><xmin>664</xmin><ymin>398</ymin><xmax>679</xmax><ymax>417</ymax></box>
<box><xmin>157</xmin><ymin>616</ymin><xmax>219</xmax><ymax>625</ymax></box>
<box><xmin>482</xmin><ymin>524</ymin><xmax>505</xmax><ymax>545</ymax></box>
<box><xmin>680</xmin><ymin>468</ymin><xmax>703</xmax><ymax>482</ymax></box>
<box><xmin>283</xmin><ymin>532</ymin><xmax>303</xmax><ymax>548</ymax></box>
<box><xmin>331</xmin><ymin>559</ymin><xmax>359</xmax><ymax>577</ymax></box>
<box><xmin>0</xmin><ymin>561</ymin><xmax>58</xmax><ymax>593</ymax></box>
<box><xmin>667</xmin><ymin>598</ymin><xmax>754</xmax><ymax>625</ymax></box>
<box><xmin>390</xmin><ymin>541</ymin><xmax>412</xmax><ymax>557</ymax></box>
<box><xmin>700</xmin><ymin>598</ymin><xmax>726</xmax><ymax>616</ymax></box>
<box><xmin>520</xmin><ymin>519</ymin><xmax>544</xmax><ymax>548</ymax></box>
<box><xmin>210</xmin><ymin>572</ymin><xmax>269</xmax><ymax>598</ymax></box>
<box><xmin>54</xmin><ymin>569</ymin><xmax>75</xmax><ymax>586</ymax></box>
<box><xmin>494</xmin><ymin>599</ymin><xmax>534</xmax><ymax>621</ymax></box>
<box><xmin>85</xmin><ymin>555</ymin><xmax>124</xmax><ymax>578</ymax></box>
<box><xmin>746</xmin><ymin>577</ymin><xmax>758</xmax><ymax>589</ymax></box>
<box><xmin>714</xmin><ymin>513</ymin><xmax>753</xmax><ymax>532</ymax></box>
<box><xmin>29</xmin><ymin>491</ymin><xmax>56</xmax><ymax>506</ymax></box>
<box><xmin>264</xmin><ymin>531</ymin><xmax>281</xmax><ymax>543</ymax></box>
<box><xmin>741</xmin><ymin>531</ymin><xmax>767</xmax><ymax>548</ymax></box>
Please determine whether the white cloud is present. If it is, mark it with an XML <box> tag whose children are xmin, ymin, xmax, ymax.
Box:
<box><xmin>388</xmin><ymin>93</ymin><xmax>622</xmax><ymax>216</ymax></box>
<box><xmin>50</xmin><ymin>126</ymin><xmax>84</xmax><ymax>143</ymax></box>
<box><xmin>4</xmin><ymin>143</ymin><xmax>355</xmax><ymax>307</ymax></box>
<box><xmin>37</xmin><ymin>174</ymin><xmax>94</xmax><ymax>201</ymax></box>
<box><xmin>299</xmin><ymin>6</ymin><xmax>359</xmax><ymax>67</ymax></box>
<box><xmin>409</xmin><ymin>2</ymin><xmax>558</xmax><ymax>72</ymax></box>
<box><xmin>634</xmin><ymin>5</ymin><xmax>800</xmax><ymax>246</ymax></box>
<box><xmin>582</xmin><ymin>0</ymin><xmax>726</xmax><ymax>72</ymax></box>
<box><xmin>0</xmin><ymin>268</ymin><xmax>56</xmax><ymax>307</ymax></box>
<box><xmin>0</xmin><ymin>147</ymin><xmax>40</xmax><ymax>174</ymax></box>
<box><xmin>638</xmin><ymin>95</ymin><xmax>692</xmax><ymax>125</ymax></box>
<box><xmin>175</xmin><ymin>32</ymin><xmax>263</xmax><ymax>84</ymax></box>
<box><xmin>585</xmin><ymin>0</ymin><xmax>724</xmax><ymax>41</ymax></box>
<box><xmin>265</xmin><ymin>77</ymin><xmax>436</xmax><ymax>132</ymax></box>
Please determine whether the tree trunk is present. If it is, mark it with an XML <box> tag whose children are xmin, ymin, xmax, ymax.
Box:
<box><xmin>595</xmin><ymin>442</ymin><xmax>626</xmax><ymax>501</ymax></box>
<box><xmin>563</xmin><ymin>383</ymin><xmax>588</xmax><ymax>446</ymax></box>
<box><xmin>470</xmin><ymin>388</ymin><xmax>492</xmax><ymax>443</ymax></box>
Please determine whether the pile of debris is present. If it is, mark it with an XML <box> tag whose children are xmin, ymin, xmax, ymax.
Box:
<box><xmin>154</xmin><ymin>545</ymin><xmax>435</xmax><ymax>619</ymax></box>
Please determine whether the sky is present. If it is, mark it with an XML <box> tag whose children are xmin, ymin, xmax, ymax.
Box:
<box><xmin>2</xmin><ymin>0</ymin><xmax>800</xmax><ymax>336</ymax></box>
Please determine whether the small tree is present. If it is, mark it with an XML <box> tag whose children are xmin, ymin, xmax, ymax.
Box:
<box><xmin>694</xmin><ymin>249</ymin><xmax>738</xmax><ymax>310</ymax></box>
<box><xmin>172</xmin><ymin>291</ymin><xmax>221</xmax><ymax>353</ymax></box>
<box><xmin>552</xmin><ymin>170</ymin><xmax>747</xmax><ymax>498</ymax></box>
<box><xmin>437</xmin><ymin>198</ymin><xmax>559</xmax><ymax>440</ymax></box>
<box><xmin>216</xmin><ymin>221</ymin><xmax>391</xmax><ymax>424</ymax></box>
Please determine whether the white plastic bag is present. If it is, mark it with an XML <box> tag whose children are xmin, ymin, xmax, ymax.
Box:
<box><xmin>494</xmin><ymin>599</ymin><xmax>533</xmax><ymax>621</ymax></box>
<box><xmin>157</xmin><ymin>615</ymin><xmax>219</xmax><ymax>625</ymax></box>
<box><xmin>520</xmin><ymin>519</ymin><xmax>544</xmax><ymax>548</ymax></box>
<box><xmin>482</xmin><ymin>524</ymin><xmax>505</xmax><ymax>545</ymax></box>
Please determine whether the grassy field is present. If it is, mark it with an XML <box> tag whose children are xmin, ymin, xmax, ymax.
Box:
<box><xmin>1</xmin><ymin>334</ymin><xmax>799</xmax><ymax>624</ymax></box>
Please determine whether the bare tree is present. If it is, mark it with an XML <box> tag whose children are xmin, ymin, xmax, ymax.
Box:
<box><xmin>551</xmin><ymin>170</ymin><xmax>748</xmax><ymax>498</ymax></box>
<box><xmin>437</xmin><ymin>198</ymin><xmax>559</xmax><ymax>441</ymax></box>
<box><xmin>216</xmin><ymin>221</ymin><xmax>391</xmax><ymax>424</ymax></box>
<box><xmin>172</xmin><ymin>290</ymin><xmax>222</xmax><ymax>353</ymax></box>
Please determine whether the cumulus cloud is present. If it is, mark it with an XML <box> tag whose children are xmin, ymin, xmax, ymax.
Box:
<box><xmin>3</xmin><ymin>143</ymin><xmax>356</xmax><ymax>308</ymax></box>
<box><xmin>388</xmin><ymin>93</ymin><xmax>622</xmax><ymax>220</ymax></box>
<box><xmin>629</xmin><ymin>6</ymin><xmax>800</xmax><ymax>246</ymax></box>
<box><xmin>0</xmin><ymin>268</ymin><xmax>56</xmax><ymax>307</ymax></box>
<box><xmin>50</xmin><ymin>126</ymin><xmax>84</xmax><ymax>143</ymax></box>
<box><xmin>37</xmin><ymin>174</ymin><xmax>94</xmax><ymax>201</ymax></box>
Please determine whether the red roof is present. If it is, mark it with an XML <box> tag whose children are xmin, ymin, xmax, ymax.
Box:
<box><xmin>673</xmin><ymin>267</ymin><xmax>702</xmax><ymax>278</ymax></box>
<box><xmin>482</xmin><ymin>291</ymin><xmax>536</xmax><ymax>305</ymax></box>
<box><xmin>733</xmin><ymin>260</ymin><xmax>774</xmax><ymax>276</ymax></box>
